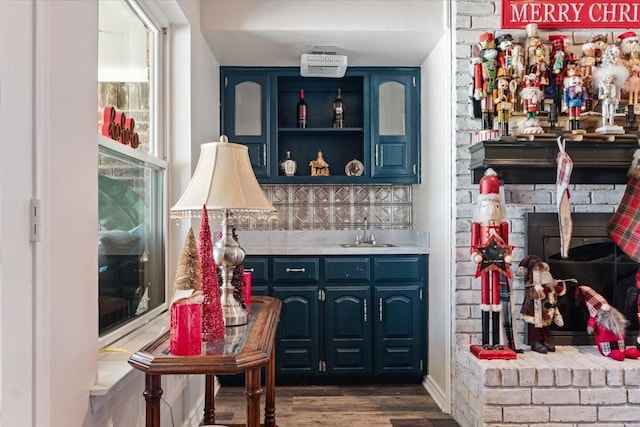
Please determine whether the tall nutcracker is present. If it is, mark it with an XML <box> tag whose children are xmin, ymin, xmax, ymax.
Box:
<box><xmin>471</xmin><ymin>169</ymin><xmax>514</xmax><ymax>355</ymax></box>
<box><xmin>472</xmin><ymin>32</ymin><xmax>499</xmax><ymax>132</ymax></box>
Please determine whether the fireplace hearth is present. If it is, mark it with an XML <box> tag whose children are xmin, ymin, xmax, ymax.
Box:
<box><xmin>527</xmin><ymin>212</ymin><xmax>639</xmax><ymax>345</ymax></box>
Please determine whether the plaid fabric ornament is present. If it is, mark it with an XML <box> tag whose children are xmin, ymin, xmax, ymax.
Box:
<box><xmin>608</xmin><ymin>150</ymin><xmax>640</xmax><ymax>263</ymax></box>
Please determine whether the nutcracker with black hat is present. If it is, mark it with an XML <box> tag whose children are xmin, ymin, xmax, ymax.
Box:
<box><xmin>470</xmin><ymin>169</ymin><xmax>517</xmax><ymax>359</ymax></box>
<box><xmin>575</xmin><ymin>285</ymin><xmax>640</xmax><ymax>361</ymax></box>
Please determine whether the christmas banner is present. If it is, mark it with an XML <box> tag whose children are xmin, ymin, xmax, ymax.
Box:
<box><xmin>502</xmin><ymin>0</ymin><xmax>640</xmax><ymax>29</ymax></box>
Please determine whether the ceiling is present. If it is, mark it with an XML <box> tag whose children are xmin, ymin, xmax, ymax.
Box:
<box><xmin>200</xmin><ymin>0</ymin><xmax>448</xmax><ymax>67</ymax></box>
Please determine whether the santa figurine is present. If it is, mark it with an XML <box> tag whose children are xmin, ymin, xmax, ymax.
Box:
<box><xmin>518</xmin><ymin>255</ymin><xmax>567</xmax><ymax>354</ymax></box>
<box><xmin>576</xmin><ymin>285</ymin><xmax>640</xmax><ymax>361</ymax></box>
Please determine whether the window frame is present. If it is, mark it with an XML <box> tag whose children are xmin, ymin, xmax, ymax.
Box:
<box><xmin>97</xmin><ymin>0</ymin><xmax>168</xmax><ymax>347</ymax></box>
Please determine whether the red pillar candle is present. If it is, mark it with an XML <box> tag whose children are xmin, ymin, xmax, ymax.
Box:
<box><xmin>170</xmin><ymin>300</ymin><xmax>203</xmax><ymax>356</ymax></box>
<box><xmin>243</xmin><ymin>272</ymin><xmax>252</xmax><ymax>314</ymax></box>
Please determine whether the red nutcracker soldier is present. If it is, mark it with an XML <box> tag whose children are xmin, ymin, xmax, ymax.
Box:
<box><xmin>473</xmin><ymin>32</ymin><xmax>499</xmax><ymax>132</ymax></box>
<box><xmin>470</xmin><ymin>169</ymin><xmax>515</xmax><ymax>359</ymax></box>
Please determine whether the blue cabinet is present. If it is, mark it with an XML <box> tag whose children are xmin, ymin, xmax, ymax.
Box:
<box><xmin>220</xmin><ymin>67</ymin><xmax>420</xmax><ymax>184</ymax></box>
<box><xmin>273</xmin><ymin>286</ymin><xmax>320</xmax><ymax>375</ymax></box>
<box><xmin>221</xmin><ymin>70</ymin><xmax>273</xmax><ymax>179</ymax></box>
<box><xmin>371</xmin><ymin>71</ymin><xmax>420</xmax><ymax>181</ymax></box>
<box><xmin>325</xmin><ymin>286</ymin><xmax>372</xmax><ymax>375</ymax></box>
<box><xmin>245</xmin><ymin>254</ymin><xmax>427</xmax><ymax>379</ymax></box>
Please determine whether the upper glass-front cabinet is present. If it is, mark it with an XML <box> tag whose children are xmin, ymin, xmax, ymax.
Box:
<box><xmin>220</xmin><ymin>67</ymin><xmax>420</xmax><ymax>184</ymax></box>
<box><xmin>371</xmin><ymin>72</ymin><xmax>418</xmax><ymax>181</ymax></box>
<box><xmin>222</xmin><ymin>70</ymin><xmax>272</xmax><ymax>179</ymax></box>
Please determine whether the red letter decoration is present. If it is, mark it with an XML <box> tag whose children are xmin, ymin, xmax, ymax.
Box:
<box><xmin>502</xmin><ymin>0</ymin><xmax>640</xmax><ymax>29</ymax></box>
<box><xmin>100</xmin><ymin>106</ymin><xmax>140</xmax><ymax>149</ymax></box>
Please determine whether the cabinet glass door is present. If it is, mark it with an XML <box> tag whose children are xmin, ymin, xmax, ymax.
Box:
<box><xmin>222</xmin><ymin>71</ymin><xmax>271</xmax><ymax>178</ymax></box>
<box><xmin>235</xmin><ymin>81</ymin><xmax>262</xmax><ymax>136</ymax></box>
<box><xmin>371</xmin><ymin>72</ymin><xmax>418</xmax><ymax>182</ymax></box>
<box><xmin>379</xmin><ymin>81</ymin><xmax>406</xmax><ymax>135</ymax></box>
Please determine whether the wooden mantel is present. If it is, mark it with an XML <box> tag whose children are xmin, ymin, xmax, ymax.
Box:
<box><xmin>469</xmin><ymin>133</ymin><xmax>639</xmax><ymax>184</ymax></box>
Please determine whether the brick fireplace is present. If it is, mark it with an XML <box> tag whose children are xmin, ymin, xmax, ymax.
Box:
<box><xmin>454</xmin><ymin>213</ymin><xmax>640</xmax><ymax>426</ymax></box>
<box><xmin>452</xmin><ymin>2</ymin><xmax>640</xmax><ymax>426</ymax></box>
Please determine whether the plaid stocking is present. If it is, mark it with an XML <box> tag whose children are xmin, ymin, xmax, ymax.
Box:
<box><xmin>556</xmin><ymin>137</ymin><xmax>573</xmax><ymax>259</ymax></box>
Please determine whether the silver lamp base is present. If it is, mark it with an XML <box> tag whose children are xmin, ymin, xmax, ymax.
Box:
<box><xmin>214</xmin><ymin>209</ymin><xmax>248</xmax><ymax>327</ymax></box>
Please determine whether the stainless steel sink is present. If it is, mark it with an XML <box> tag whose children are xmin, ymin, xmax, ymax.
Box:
<box><xmin>340</xmin><ymin>243</ymin><xmax>396</xmax><ymax>248</ymax></box>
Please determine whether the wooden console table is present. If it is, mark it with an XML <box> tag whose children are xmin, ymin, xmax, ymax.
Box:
<box><xmin>128</xmin><ymin>296</ymin><xmax>282</xmax><ymax>427</ymax></box>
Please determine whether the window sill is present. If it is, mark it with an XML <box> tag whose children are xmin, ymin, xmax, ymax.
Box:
<box><xmin>91</xmin><ymin>312</ymin><xmax>168</xmax><ymax>399</ymax></box>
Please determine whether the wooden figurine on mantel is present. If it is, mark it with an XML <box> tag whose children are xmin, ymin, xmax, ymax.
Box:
<box><xmin>310</xmin><ymin>151</ymin><xmax>330</xmax><ymax>176</ymax></box>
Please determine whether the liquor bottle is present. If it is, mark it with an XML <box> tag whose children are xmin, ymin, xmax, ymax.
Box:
<box><xmin>333</xmin><ymin>88</ymin><xmax>344</xmax><ymax>128</ymax></box>
<box><xmin>279</xmin><ymin>151</ymin><xmax>297</xmax><ymax>176</ymax></box>
<box><xmin>297</xmin><ymin>89</ymin><xmax>307</xmax><ymax>128</ymax></box>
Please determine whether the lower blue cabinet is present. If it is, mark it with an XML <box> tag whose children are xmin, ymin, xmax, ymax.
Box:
<box><xmin>272</xmin><ymin>286</ymin><xmax>320</xmax><ymax>375</ymax></box>
<box><xmin>244</xmin><ymin>254</ymin><xmax>427</xmax><ymax>378</ymax></box>
<box><xmin>325</xmin><ymin>286</ymin><xmax>372</xmax><ymax>375</ymax></box>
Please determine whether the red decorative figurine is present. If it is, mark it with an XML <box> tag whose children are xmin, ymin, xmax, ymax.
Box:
<box><xmin>470</xmin><ymin>169</ymin><xmax>515</xmax><ymax>359</ymax></box>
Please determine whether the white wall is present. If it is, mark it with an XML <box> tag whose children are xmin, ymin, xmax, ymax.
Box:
<box><xmin>0</xmin><ymin>1</ymin><xmax>36</xmax><ymax>425</ymax></box>
<box><xmin>412</xmin><ymin>4</ymin><xmax>453</xmax><ymax>414</ymax></box>
<box><xmin>0</xmin><ymin>1</ymin><xmax>220</xmax><ymax>426</ymax></box>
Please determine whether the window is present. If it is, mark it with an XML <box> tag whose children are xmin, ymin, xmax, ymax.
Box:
<box><xmin>98</xmin><ymin>0</ymin><xmax>166</xmax><ymax>339</ymax></box>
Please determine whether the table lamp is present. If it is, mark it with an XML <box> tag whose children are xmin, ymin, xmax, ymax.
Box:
<box><xmin>171</xmin><ymin>135</ymin><xmax>275</xmax><ymax>326</ymax></box>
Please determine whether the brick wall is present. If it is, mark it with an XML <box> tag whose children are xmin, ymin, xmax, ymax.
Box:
<box><xmin>456</xmin><ymin>347</ymin><xmax>640</xmax><ymax>426</ymax></box>
<box><xmin>454</xmin><ymin>0</ymin><xmax>631</xmax><ymax>352</ymax></box>
<box><xmin>453</xmin><ymin>1</ymin><xmax>637</xmax><ymax>425</ymax></box>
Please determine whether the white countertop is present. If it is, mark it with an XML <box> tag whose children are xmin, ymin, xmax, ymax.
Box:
<box><xmin>237</xmin><ymin>230</ymin><xmax>429</xmax><ymax>255</ymax></box>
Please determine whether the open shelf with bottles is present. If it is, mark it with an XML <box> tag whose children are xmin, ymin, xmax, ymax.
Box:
<box><xmin>275</xmin><ymin>75</ymin><xmax>367</xmax><ymax>181</ymax></box>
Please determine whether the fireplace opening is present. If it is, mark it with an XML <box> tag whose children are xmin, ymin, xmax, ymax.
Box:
<box><xmin>526</xmin><ymin>212</ymin><xmax>639</xmax><ymax>345</ymax></box>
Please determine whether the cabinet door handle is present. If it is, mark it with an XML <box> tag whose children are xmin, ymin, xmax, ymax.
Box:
<box><xmin>363</xmin><ymin>299</ymin><xmax>367</xmax><ymax>323</ymax></box>
<box><xmin>262</xmin><ymin>144</ymin><xmax>267</xmax><ymax>166</ymax></box>
<box><xmin>244</xmin><ymin>268</ymin><xmax>255</xmax><ymax>273</ymax></box>
<box><xmin>379</xmin><ymin>298</ymin><xmax>383</xmax><ymax>321</ymax></box>
<box><xmin>285</xmin><ymin>267</ymin><xmax>306</xmax><ymax>273</ymax></box>
<box><xmin>375</xmin><ymin>144</ymin><xmax>379</xmax><ymax>166</ymax></box>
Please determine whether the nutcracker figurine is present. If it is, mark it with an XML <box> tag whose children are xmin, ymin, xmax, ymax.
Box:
<box><xmin>563</xmin><ymin>68</ymin><xmax>586</xmax><ymax>131</ymax></box>
<box><xmin>470</xmin><ymin>169</ymin><xmax>515</xmax><ymax>359</ymax></box>
<box><xmin>472</xmin><ymin>32</ymin><xmax>499</xmax><ymax>131</ymax></box>
<box><xmin>520</xmin><ymin>73</ymin><xmax>544</xmax><ymax>134</ymax></box>
<box><xmin>493</xmin><ymin>74</ymin><xmax>514</xmax><ymax>136</ymax></box>
<box><xmin>549</xmin><ymin>34</ymin><xmax>569</xmax><ymax>109</ymax></box>
<box><xmin>593</xmin><ymin>45</ymin><xmax>629</xmax><ymax>134</ymax></box>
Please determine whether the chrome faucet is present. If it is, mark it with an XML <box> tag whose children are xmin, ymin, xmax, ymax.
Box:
<box><xmin>357</xmin><ymin>217</ymin><xmax>375</xmax><ymax>245</ymax></box>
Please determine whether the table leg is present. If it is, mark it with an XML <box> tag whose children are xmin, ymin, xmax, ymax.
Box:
<box><xmin>264</xmin><ymin>346</ymin><xmax>277</xmax><ymax>427</ymax></box>
<box><xmin>203</xmin><ymin>374</ymin><xmax>216</xmax><ymax>425</ymax></box>
<box><xmin>244</xmin><ymin>368</ymin><xmax>263</xmax><ymax>427</ymax></box>
<box><xmin>143</xmin><ymin>374</ymin><xmax>162</xmax><ymax>427</ymax></box>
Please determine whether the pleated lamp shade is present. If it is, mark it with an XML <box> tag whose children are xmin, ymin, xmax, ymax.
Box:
<box><xmin>170</xmin><ymin>136</ymin><xmax>275</xmax><ymax>217</ymax></box>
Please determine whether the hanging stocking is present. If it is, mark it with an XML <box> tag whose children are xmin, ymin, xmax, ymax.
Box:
<box><xmin>608</xmin><ymin>149</ymin><xmax>640</xmax><ymax>263</ymax></box>
<box><xmin>556</xmin><ymin>136</ymin><xmax>573</xmax><ymax>258</ymax></box>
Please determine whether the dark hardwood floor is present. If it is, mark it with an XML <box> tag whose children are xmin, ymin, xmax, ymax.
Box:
<box><xmin>212</xmin><ymin>383</ymin><xmax>460</xmax><ymax>427</ymax></box>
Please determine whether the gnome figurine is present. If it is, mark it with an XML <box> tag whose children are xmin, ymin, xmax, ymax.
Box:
<box><xmin>518</xmin><ymin>255</ymin><xmax>567</xmax><ymax>354</ymax></box>
<box><xmin>576</xmin><ymin>285</ymin><xmax>640</xmax><ymax>361</ymax></box>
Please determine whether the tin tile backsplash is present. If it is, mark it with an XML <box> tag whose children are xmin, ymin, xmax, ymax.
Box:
<box><xmin>235</xmin><ymin>185</ymin><xmax>412</xmax><ymax>231</ymax></box>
